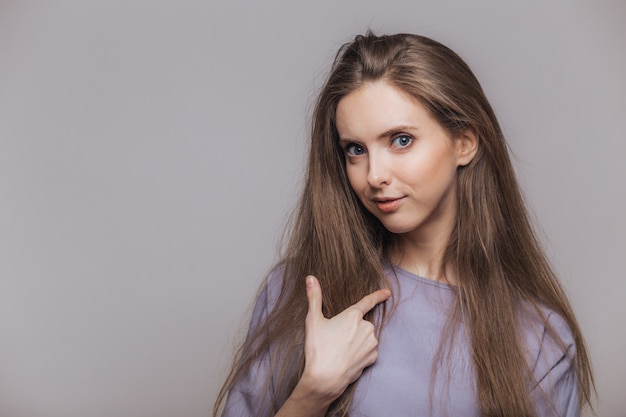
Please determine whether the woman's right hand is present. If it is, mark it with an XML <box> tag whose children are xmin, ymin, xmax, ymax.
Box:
<box><xmin>277</xmin><ymin>275</ymin><xmax>391</xmax><ymax>416</ymax></box>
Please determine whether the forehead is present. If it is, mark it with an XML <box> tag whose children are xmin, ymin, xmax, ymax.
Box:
<box><xmin>335</xmin><ymin>81</ymin><xmax>434</xmax><ymax>140</ymax></box>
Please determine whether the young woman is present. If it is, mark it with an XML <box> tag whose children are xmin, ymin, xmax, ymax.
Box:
<box><xmin>213</xmin><ymin>32</ymin><xmax>594</xmax><ymax>417</ymax></box>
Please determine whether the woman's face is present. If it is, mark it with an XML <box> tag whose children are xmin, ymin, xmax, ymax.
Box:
<box><xmin>335</xmin><ymin>81</ymin><xmax>475</xmax><ymax>244</ymax></box>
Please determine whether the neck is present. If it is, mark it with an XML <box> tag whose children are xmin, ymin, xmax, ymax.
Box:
<box><xmin>390</xmin><ymin>226</ymin><xmax>456</xmax><ymax>285</ymax></box>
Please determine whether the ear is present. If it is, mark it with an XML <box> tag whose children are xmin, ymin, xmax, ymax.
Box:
<box><xmin>455</xmin><ymin>130</ymin><xmax>478</xmax><ymax>167</ymax></box>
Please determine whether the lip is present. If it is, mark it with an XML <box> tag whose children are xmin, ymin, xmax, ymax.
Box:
<box><xmin>372</xmin><ymin>196</ymin><xmax>406</xmax><ymax>212</ymax></box>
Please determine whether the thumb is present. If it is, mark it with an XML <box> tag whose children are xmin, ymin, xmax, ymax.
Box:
<box><xmin>305</xmin><ymin>275</ymin><xmax>324</xmax><ymax>320</ymax></box>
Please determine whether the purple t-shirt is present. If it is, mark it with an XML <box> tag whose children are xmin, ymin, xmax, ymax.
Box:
<box><xmin>221</xmin><ymin>266</ymin><xmax>579</xmax><ymax>417</ymax></box>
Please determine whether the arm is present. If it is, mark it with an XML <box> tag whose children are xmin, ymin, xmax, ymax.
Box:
<box><xmin>221</xmin><ymin>274</ymin><xmax>391</xmax><ymax>417</ymax></box>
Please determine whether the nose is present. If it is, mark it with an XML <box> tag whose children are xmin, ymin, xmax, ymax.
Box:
<box><xmin>367</xmin><ymin>152</ymin><xmax>391</xmax><ymax>188</ymax></box>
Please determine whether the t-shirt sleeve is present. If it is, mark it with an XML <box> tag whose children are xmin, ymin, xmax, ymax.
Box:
<box><xmin>220</xmin><ymin>268</ymin><xmax>284</xmax><ymax>417</ymax></box>
<box><xmin>529</xmin><ymin>311</ymin><xmax>579</xmax><ymax>417</ymax></box>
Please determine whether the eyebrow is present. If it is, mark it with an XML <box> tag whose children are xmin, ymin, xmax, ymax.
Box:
<box><xmin>338</xmin><ymin>125</ymin><xmax>418</xmax><ymax>145</ymax></box>
<box><xmin>377</xmin><ymin>125</ymin><xmax>417</xmax><ymax>139</ymax></box>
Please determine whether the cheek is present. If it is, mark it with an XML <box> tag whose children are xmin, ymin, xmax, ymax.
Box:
<box><xmin>401</xmin><ymin>151</ymin><xmax>457</xmax><ymax>189</ymax></box>
<box><xmin>423</xmin><ymin>144</ymin><xmax>458</xmax><ymax>173</ymax></box>
<box><xmin>345</xmin><ymin>165</ymin><xmax>363</xmax><ymax>191</ymax></box>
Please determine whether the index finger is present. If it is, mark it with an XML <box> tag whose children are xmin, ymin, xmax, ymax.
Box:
<box><xmin>351</xmin><ymin>289</ymin><xmax>392</xmax><ymax>317</ymax></box>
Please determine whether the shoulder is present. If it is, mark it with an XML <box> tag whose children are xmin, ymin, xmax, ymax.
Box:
<box><xmin>248</xmin><ymin>265</ymin><xmax>285</xmax><ymax>330</ymax></box>
<box><xmin>519</xmin><ymin>303</ymin><xmax>576</xmax><ymax>387</ymax></box>
<box><xmin>519</xmin><ymin>304</ymin><xmax>580</xmax><ymax>415</ymax></box>
<box><xmin>259</xmin><ymin>265</ymin><xmax>285</xmax><ymax>306</ymax></box>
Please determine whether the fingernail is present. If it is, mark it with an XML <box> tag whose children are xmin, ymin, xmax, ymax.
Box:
<box><xmin>306</xmin><ymin>276</ymin><xmax>315</xmax><ymax>288</ymax></box>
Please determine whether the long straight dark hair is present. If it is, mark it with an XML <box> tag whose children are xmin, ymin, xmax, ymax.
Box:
<box><xmin>214</xmin><ymin>32</ymin><xmax>594</xmax><ymax>417</ymax></box>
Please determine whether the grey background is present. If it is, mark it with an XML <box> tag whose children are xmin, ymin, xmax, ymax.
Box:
<box><xmin>0</xmin><ymin>1</ymin><xmax>624</xmax><ymax>416</ymax></box>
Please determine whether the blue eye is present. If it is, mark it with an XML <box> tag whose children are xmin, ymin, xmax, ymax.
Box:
<box><xmin>391</xmin><ymin>135</ymin><xmax>413</xmax><ymax>148</ymax></box>
<box><xmin>345</xmin><ymin>143</ymin><xmax>366</xmax><ymax>156</ymax></box>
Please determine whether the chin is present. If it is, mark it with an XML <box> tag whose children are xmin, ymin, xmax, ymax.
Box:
<box><xmin>379</xmin><ymin>221</ymin><xmax>419</xmax><ymax>235</ymax></box>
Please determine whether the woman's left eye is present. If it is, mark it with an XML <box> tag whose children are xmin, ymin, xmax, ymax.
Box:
<box><xmin>391</xmin><ymin>135</ymin><xmax>413</xmax><ymax>148</ymax></box>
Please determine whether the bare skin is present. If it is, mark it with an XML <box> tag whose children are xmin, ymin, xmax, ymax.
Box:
<box><xmin>275</xmin><ymin>275</ymin><xmax>391</xmax><ymax>417</ymax></box>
